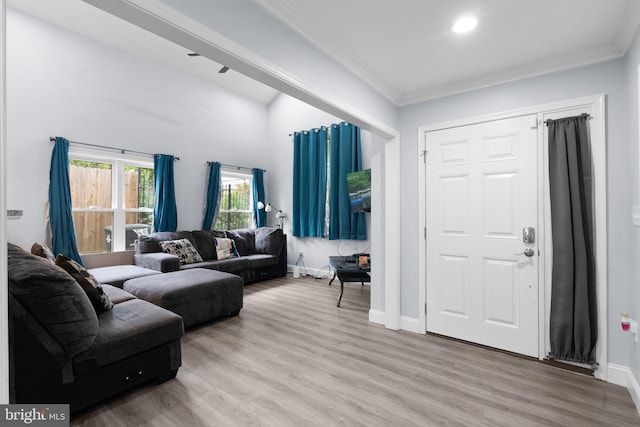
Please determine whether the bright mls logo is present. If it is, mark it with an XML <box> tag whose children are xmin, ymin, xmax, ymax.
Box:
<box><xmin>1</xmin><ymin>405</ymin><xmax>69</xmax><ymax>426</ymax></box>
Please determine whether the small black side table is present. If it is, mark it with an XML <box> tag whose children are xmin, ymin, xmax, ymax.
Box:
<box><xmin>328</xmin><ymin>256</ymin><xmax>370</xmax><ymax>307</ymax></box>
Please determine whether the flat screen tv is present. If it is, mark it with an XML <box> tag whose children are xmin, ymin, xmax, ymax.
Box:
<box><xmin>346</xmin><ymin>168</ymin><xmax>371</xmax><ymax>213</ymax></box>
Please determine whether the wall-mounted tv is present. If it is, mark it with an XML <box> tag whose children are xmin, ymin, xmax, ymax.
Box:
<box><xmin>346</xmin><ymin>168</ymin><xmax>371</xmax><ymax>213</ymax></box>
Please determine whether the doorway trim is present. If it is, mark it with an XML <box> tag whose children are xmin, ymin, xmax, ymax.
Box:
<box><xmin>0</xmin><ymin>0</ymin><xmax>8</xmax><ymax>404</ymax></box>
<box><xmin>417</xmin><ymin>94</ymin><xmax>607</xmax><ymax>381</ymax></box>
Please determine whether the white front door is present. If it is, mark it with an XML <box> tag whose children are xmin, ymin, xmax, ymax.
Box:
<box><xmin>425</xmin><ymin>115</ymin><xmax>539</xmax><ymax>357</ymax></box>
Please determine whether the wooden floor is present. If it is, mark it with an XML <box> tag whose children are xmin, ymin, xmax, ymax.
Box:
<box><xmin>72</xmin><ymin>275</ymin><xmax>640</xmax><ymax>426</ymax></box>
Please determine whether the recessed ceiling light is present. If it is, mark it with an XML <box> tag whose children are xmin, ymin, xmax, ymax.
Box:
<box><xmin>452</xmin><ymin>16</ymin><xmax>478</xmax><ymax>34</ymax></box>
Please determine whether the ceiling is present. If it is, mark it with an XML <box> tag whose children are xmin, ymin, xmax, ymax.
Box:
<box><xmin>8</xmin><ymin>0</ymin><xmax>640</xmax><ymax>107</ymax></box>
<box><xmin>255</xmin><ymin>0</ymin><xmax>640</xmax><ymax>105</ymax></box>
<box><xmin>7</xmin><ymin>0</ymin><xmax>280</xmax><ymax>105</ymax></box>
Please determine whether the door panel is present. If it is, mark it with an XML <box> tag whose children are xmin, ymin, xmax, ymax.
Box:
<box><xmin>426</xmin><ymin>115</ymin><xmax>539</xmax><ymax>357</ymax></box>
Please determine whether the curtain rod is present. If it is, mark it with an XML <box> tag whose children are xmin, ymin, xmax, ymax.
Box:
<box><xmin>207</xmin><ymin>161</ymin><xmax>266</xmax><ymax>173</ymax></box>
<box><xmin>49</xmin><ymin>136</ymin><xmax>180</xmax><ymax>160</ymax></box>
<box><xmin>544</xmin><ymin>113</ymin><xmax>591</xmax><ymax>126</ymax></box>
<box><xmin>288</xmin><ymin>123</ymin><xmax>348</xmax><ymax>137</ymax></box>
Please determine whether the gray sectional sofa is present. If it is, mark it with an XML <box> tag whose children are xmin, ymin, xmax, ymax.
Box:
<box><xmin>134</xmin><ymin>227</ymin><xmax>287</xmax><ymax>284</ymax></box>
<box><xmin>7</xmin><ymin>243</ymin><xmax>184</xmax><ymax>413</ymax></box>
<box><xmin>7</xmin><ymin>227</ymin><xmax>286</xmax><ymax>413</ymax></box>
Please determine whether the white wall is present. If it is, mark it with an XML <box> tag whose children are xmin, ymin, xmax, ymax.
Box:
<box><xmin>399</xmin><ymin>59</ymin><xmax>631</xmax><ymax>367</ymax></box>
<box><xmin>158</xmin><ymin>0</ymin><xmax>398</xmax><ymax>129</ymax></box>
<box><xmin>6</xmin><ymin>9</ymin><xmax>269</xmax><ymax>249</ymax></box>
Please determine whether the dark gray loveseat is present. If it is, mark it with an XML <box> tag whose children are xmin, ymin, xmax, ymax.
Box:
<box><xmin>8</xmin><ymin>243</ymin><xmax>184</xmax><ymax>413</ymax></box>
<box><xmin>134</xmin><ymin>227</ymin><xmax>287</xmax><ymax>284</ymax></box>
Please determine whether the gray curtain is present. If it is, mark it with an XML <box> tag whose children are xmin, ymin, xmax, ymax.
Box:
<box><xmin>548</xmin><ymin>114</ymin><xmax>597</xmax><ymax>364</ymax></box>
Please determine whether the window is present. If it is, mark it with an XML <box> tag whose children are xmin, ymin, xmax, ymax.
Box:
<box><xmin>215</xmin><ymin>170</ymin><xmax>253</xmax><ymax>230</ymax></box>
<box><xmin>69</xmin><ymin>151</ymin><xmax>154</xmax><ymax>254</ymax></box>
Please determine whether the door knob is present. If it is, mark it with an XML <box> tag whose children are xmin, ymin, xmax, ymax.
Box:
<box><xmin>514</xmin><ymin>248</ymin><xmax>535</xmax><ymax>257</ymax></box>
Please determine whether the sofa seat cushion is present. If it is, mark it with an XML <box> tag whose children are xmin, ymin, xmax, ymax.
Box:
<box><xmin>88</xmin><ymin>265</ymin><xmax>161</xmax><ymax>288</ymax></box>
<box><xmin>179</xmin><ymin>258</ymin><xmax>249</xmax><ymax>273</ymax></box>
<box><xmin>179</xmin><ymin>261</ymin><xmax>221</xmax><ymax>271</ymax></box>
<box><xmin>101</xmin><ymin>284</ymin><xmax>137</xmax><ymax>305</ymax></box>
<box><xmin>73</xmin><ymin>298</ymin><xmax>184</xmax><ymax>371</ymax></box>
<box><xmin>123</xmin><ymin>269</ymin><xmax>243</xmax><ymax>328</ymax></box>
<box><xmin>244</xmin><ymin>254</ymin><xmax>278</xmax><ymax>269</ymax></box>
<box><xmin>210</xmin><ymin>257</ymin><xmax>250</xmax><ymax>273</ymax></box>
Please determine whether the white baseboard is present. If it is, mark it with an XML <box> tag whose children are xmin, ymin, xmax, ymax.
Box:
<box><xmin>287</xmin><ymin>264</ymin><xmax>333</xmax><ymax>280</ymax></box>
<box><xmin>608</xmin><ymin>363</ymin><xmax>640</xmax><ymax>416</ymax></box>
<box><xmin>400</xmin><ymin>316</ymin><xmax>421</xmax><ymax>333</ymax></box>
<box><xmin>607</xmin><ymin>363</ymin><xmax>628</xmax><ymax>386</ymax></box>
<box><xmin>369</xmin><ymin>309</ymin><xmax>385</xmax><ymax>325</ymax></box>
<box><xmin>368</xmin><ymin>311</ymin><xmax>422</xmax><ymax>334</ymax></box>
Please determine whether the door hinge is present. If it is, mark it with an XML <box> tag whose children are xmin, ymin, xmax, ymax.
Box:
<box><xmin>529</xmin><ymin>116</ymin><xmax>539</xmax><ymax>129</ymax></box>
<box><xmin>424</xmin><ymin>227</ymin><xmax>427</xmax><ymax>239</ymax></box>
<box><xmin>425</xmin><ymin>303</ymin><xmax>427</xmax><ymax>315</ymax></box>
<box><xmin>421</xmin><ymin>149</ymin><xmax>428</xmax><ymax>163</ymax></box>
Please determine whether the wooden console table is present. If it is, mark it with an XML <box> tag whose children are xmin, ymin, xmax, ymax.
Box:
<box><xmin>328</xmin><ymin>256</ymin><xmax>370</xmax><ymax>307</ymax></box>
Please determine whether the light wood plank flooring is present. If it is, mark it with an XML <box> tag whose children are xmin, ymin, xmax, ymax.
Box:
<box><xmin>72</xmin><ymin>275</ymin><xmax>640</xmax><ymax>426</ymax></box>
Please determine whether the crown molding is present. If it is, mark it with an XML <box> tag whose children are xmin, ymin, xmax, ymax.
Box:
<box><xmin>614</xmin><ymin>0</ymin><xmax>640</xmax><ymax>53</ymax></box>
<box><xmin>398</xmin><ymin>45</ymin><xmax>623</xmax><ymax>106</ymax></box>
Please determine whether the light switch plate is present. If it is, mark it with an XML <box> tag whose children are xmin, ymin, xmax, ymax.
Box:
<box><xmin>633</xmin><ymin>206</ymin><xmax>640</xmax><ymax>227</ymax></box>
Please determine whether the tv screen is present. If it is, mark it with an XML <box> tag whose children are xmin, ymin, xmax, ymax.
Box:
<box><xmin>346</xmin><ymin>168</ymin><xmax>371</xmax><ymax>213</ymax></box>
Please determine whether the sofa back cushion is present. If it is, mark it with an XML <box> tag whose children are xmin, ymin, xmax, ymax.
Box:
<box><xmin>7</xmin><ymin>244</ymin><xmax>99</xmax><ymax>358</ymax></box>
<box><xmin>136</xmin><ymin>231</ymin><xmax>196</xmax><ymax>254</ymax></box>
<box><xmin>226</xmin><ymin>229</ymin><xmax>256</xmax><ymax>256</ymax></box>
<box><xmin>191</xmin><ymin>230</ymin><xmax>218</xmax><ymax>261</ymax></box>
<box><xmin>255</xmin><ymin>227</ymin><xmax>285</xmax><ymax>256</ymax></box>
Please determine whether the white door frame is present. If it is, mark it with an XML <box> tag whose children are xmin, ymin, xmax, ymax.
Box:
<box><xmin>417</xmin><ymin>94</ymin><xmax>607</xmax><ymax>381</ymax></box>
